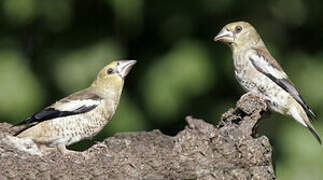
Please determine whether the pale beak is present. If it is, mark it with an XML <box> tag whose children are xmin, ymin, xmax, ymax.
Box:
<box><xmin>117</xmin><ymin>60</ymin><xmax>137</xmax><ymax>78</ymax></box>
<box><xmin>214</xmin><ymin>28</ymin><xmax>234</xmax><ymax>43</ymax></box>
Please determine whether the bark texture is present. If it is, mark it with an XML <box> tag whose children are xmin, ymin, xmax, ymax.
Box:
<box><xmin>0</xmin><ymin>94</ymin><xmax>276</xmax><ymax>179</ymax></box>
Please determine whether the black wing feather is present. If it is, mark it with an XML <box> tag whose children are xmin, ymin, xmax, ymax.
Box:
<box><xmin>13</xmin><ymin>105</ymin><xmax>97</xmax><ymax>127</ymax></box>
<box><xmin>13</xmin><ymin>105</ymin><xmax>97</xmax><ymax>136</ymax></box>
<box><xmin>276</xmin><ymin>79</ymin><xmax>317</xmax><ymax>120</ymax></box>
<box><xmin>250</xmin><ymin>57</ymin><xmax>317</xmax><ymax>120</ymax></box>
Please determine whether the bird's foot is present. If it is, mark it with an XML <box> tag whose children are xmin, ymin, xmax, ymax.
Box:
<box><xmin>54</xmin><ymin>144</ymin><xmax>82</xmax><ymax>161</ymax></box>
<box><xmin>37</xmin><ymin>144</ymin><xmax>57</xmax><ymax>155</ymax></box>
<box><xmin>56</xmin><ymin>144</ymin><xmax>78</xmax><ymax>155</ymax></box>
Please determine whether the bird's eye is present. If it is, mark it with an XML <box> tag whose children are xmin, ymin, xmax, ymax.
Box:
<box><xmin>117</xmin><ymin>62</ymin><xmax>120</xmax><ymax>66</ymax></box>
<box><xmin>235</xmin><ymin>26</ymin><xmax>242</xmax><ymax>33</ymax></box>
<box><xmin>107</xmin><ymin>68</ymin><xmax>114</xmax><ymax>75</ymax></box>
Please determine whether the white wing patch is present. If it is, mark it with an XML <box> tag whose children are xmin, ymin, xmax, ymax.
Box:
<box><xmin>55</xmin><ymin>99</ymin><xmax>101</xmax><ymax>112</ymax></box>
<box><xmin>249</xmin><ymin>53</ymin><xmax>287</xmax><ymax>79</ymax></box>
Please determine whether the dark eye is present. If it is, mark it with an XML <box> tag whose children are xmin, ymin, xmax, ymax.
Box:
<box><xmin>107</xmin><ymin>68</ymin><xmax>114</xmax><ymax>75</ymax></box>
<box><xmin>235</xmin><ymin>26</ymin><xmax>242</xmax><ymax>33</ymax></box>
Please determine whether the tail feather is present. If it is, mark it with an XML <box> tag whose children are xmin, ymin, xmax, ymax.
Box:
<box><xmin>11</xmin><ymin>122</ymin><xmax>25</xmax><ymax>129</ymax></box>
<box><xmin>289</xmin><ymin>104</ymin><xmax>321</xmax><ymax>145</ymax></box>
<box><xmin>307</xmin><ymin>124</ymin><xmax>322</xmax><ymax>145</ymax></box>
<box><xmin>305</xmin><ymin>105</ymin><xmax>318</xmax><ymax>120</ymax></box>
<box><xmin>13</xmin><ymin>125</ymin><xmax>34</xmax><ymax>137</ymax></box>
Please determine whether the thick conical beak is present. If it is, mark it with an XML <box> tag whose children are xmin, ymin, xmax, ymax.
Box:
<box><xmin>214</xmin><ymin>28</ymin><xmax>234</xmax><ymax>43</ymax></box>
<box><xmin>117</xmin><ymin>60</ymin><xmax>137</xmax><ymax>78</ymax></box>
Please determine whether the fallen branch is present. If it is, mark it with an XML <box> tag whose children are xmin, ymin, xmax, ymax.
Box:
<box><xmin>0</xmin><ymin>93</ymin><xmax>275</xmax><ymax>179</ymax></box>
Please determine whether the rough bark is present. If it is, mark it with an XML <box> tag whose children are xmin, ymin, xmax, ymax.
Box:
<box><xmin>0</xmin><ymin>93</ymin><xmax>276</xmax><ymax>180</ymax></box>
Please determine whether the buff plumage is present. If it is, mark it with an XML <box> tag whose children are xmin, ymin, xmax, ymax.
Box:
<box><xmin>214</xmin><ymin>21</ymin><xmax>321</xmax><ymax>144</ymax></box>
<box><xmin>14</xmin><ymin>60</ymin><xmax>137</xmax><ymax>153</ymax></box>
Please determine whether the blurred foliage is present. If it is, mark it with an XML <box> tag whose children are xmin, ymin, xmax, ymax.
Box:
<box><xmin>54</xmin><ymin>39</ymin><xmax>124</xmax><ymax>92</ymax></box>
<box><xmin>0</xmin><ymin>49</ymin><xmax>44</xmax><ymax>122</ymax></box>
<box><xmin>141</xmin><ymin>40</ymin><xmax>215</xmax><ymax>121</ymax></box>
<box><xmin>0</xmin><ymin>0</ymin><xmax>323</xmax><ymax>179</ymax></box>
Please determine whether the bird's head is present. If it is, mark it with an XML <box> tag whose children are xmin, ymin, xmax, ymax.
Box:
<box><xmin>214</xmin><ymin>21</ymin><xmax>262</xmax><ymax>50</ymax></box>
<box><xmin>92</xmin><ymin>60</ymin><xmax>137</xmax><ymax>94</ymax></box>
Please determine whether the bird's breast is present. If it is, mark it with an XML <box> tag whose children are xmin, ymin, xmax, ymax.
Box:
<box><xmin>233</xmin><ymin>50</ymin><xmax>253</xmax><ymax>72</ymax></box>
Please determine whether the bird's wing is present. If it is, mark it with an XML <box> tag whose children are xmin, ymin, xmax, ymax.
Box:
<box><xmin>14</xmin><ymin>88</ymin><xmax>103</xmax><ymax>127</ymax></box>
<box><xmin>249</xmin><ymin>48</ymin><xmax>317</xmax><ymax>119</ymax></box>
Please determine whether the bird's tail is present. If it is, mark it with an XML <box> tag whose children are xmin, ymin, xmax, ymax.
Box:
<box><xmin>13</xmin><ymin>125</ymin><xmax>33</xmax><ymax>137</ymax></box>
<box><xmin>289</xmin><ymin>104</ymin><xmax>321</xmax><ymax>145</ymax></box>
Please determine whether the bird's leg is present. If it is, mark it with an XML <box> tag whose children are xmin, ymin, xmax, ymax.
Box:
<box><xmin>57</xmin><ymin>144</ymin><xmax>77</xmax><ymax>155</ymax></box>
<box><xmin>38</xmin><ymin>143</ymin><xmax>55</xmax><ymax>154</ymax></box>
<box><xmin>57</xmin><ymin>144</ymin><xmax>68</xmax><ymax>154</ymax></box>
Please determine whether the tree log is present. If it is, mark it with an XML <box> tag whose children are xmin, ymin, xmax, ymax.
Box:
<box><xmin>0</xmin><ymin>93</ymin><xmax>276</xmax><ymax>179</ymax></box>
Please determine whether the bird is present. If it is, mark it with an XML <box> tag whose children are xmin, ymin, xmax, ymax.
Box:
<box><xmin>13</xmin><ymin>60</ymin><xmax>137</xmax><ymax>153</ymax></box>
<box><xmin>214</xmin><ymin>21</ymin><xmax>321</xmax><ymax>144</ymax></box>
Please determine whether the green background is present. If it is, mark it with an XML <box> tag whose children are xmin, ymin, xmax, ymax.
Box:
<box><xmin>0</xmin><ymin>0</ymin><xmax>323</xmax><ymax>179</ymax></box>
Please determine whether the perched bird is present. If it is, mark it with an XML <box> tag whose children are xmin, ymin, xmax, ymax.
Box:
<box><xmin>214</xmin><ymin>21</ymin><xmax>321</xmax><ymax>144</ymax></box>
<box><xmin>14</xmin><ymin>60</ymin><xmax>137</xmax><ymax>153</ymax></box>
